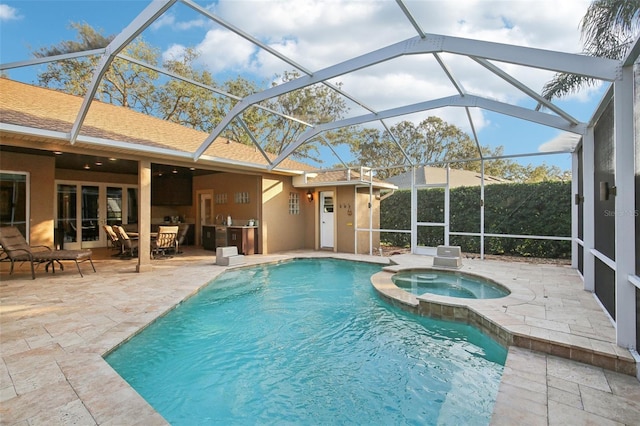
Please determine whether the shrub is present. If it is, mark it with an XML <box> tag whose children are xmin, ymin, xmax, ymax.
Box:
<box><xmin>380</xmin><ymin>181</ymin><xmax>571</xmax><ymax>258</ymax></box>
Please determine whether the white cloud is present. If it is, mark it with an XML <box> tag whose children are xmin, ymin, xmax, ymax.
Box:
<box><xmin>161</xmin><ymin>0</ymin><xmax>598</xmax><ymax>136</ymax></box>
<box><xmin>152</xmin><ymin>13</ymin><xmax>175</xmax><ymax>30</ymax></box>
<box><xmin>152</xmin><ymin>12</ymin><xmax>206</xmax><ymax>31</ymax></box>
<box><xmin>193</xmin><ymin>29</ymin><xmax>257</xmax><ymax>74</ymax></box>
<box><xmin>0</xmin><ymin>4</ymin><xmax>20</xmax><ymax>21</ymax></box>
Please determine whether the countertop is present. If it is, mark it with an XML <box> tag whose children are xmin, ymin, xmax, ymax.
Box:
<box><xmin>203</xmin><ymin>224</ymin><xmax>258</xmax><ymax>229</ymax></box>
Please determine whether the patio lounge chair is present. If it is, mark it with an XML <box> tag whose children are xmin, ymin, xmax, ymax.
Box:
<box><xmin>104</xmin><ymin>225</ymin><xmax>122</xmax><ymax>253</ymax></box>
<box><xmin>152</xmin><ymin>225</ymin><xmax>178</xmax><ymax>258</ymax></box>
<box><xmin>114</xmin><ymin>226</ymin><xmax>138</xmax><ymax>257</ymax></box>
<box><xmin>176</xmin><ymin>223</ymin><xmax>190</xmax><ymax>254</ymax></box>
<box><xmin>0</xmin><ymin>226</ymin><xmax>95</xmax><ymax>279</ymax></box>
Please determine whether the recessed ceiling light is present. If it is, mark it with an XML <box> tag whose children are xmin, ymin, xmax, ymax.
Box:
<box><xmin>108</xmin><ymin>157</ymin><xmax>117</xmax><ymax>161</ymax></box>
<box><xmin>53</xmin><ymin>151</ymin><xmax>63</xmax><ymax>155</ymax></box>
<box><xmin>95</xmin><ymin>161</ymin><xmax>103</xmax><ymax>166</ymax></box>
<box><xmin>189</xmin><ymin>167</ymin><xmax>196</xmax><ymax>171</ymax></box>
<box><xmin>83</xmin><ymin>164</ymin><xmax>90</xmax><ymax>170</ymax></box>
<box><xmin>172</xmin><ymin>169</ymin><xmax>178</xmax><ymax>174</ymax></box>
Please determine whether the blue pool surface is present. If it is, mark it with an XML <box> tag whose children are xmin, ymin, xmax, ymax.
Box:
<box><xmin>106</xmin><ymin>258</ymin><xmax>506</xmax><ymax>425</ymax></box>
<box><xmin>392</xmin><ymin>270</ymin><xmax>510</xmax><ymax>299</ymax></box>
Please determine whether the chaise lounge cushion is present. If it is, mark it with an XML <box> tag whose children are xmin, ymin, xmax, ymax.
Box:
<box><xmin>0</xmin><ymin>226</ymin><xmax>95</xmax><ymax>278</ymax></box>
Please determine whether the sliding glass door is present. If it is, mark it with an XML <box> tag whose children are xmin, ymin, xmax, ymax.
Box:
<box><xmin>0</xmin><ymin>172</ymin><xmax>28</xmax><ymax>238</ymax></box>
<box><xmin>56</xmin><ymin>181</ymin><xmax>137</xmax><ymax>249</ymax></box>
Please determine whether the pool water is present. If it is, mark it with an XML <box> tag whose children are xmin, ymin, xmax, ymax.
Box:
<box><xmin>106</xmin><ymin>258</ymin><xmax>506</xmax><ymax>425</ymax></box>
<box><xmin>393</xmin><ymin>271</ymin><xmax>510</xmax><ymax>299</ymax></box>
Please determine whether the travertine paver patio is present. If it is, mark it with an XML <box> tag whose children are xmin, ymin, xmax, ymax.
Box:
<box><xmin>1</xmin><ymin>248</ymin><xmax>638</xmax><ymax>425</ymax></box>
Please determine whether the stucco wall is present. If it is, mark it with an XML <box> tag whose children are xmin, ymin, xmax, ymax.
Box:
<box><xmin>334</xmin><ymin>186</ymin><xmax>355</xmax><ymax>253</ymax></box>
<box><xmin>55</xmin><ymin>169</ymin><xmax>137</xmax><ymax>185</ymax></box>
<box><xmin>261</xmin><ymin>174</ymin><xmax>313</xmax><ymax>253</ymax></box>
<box><xmin>1</xmin><ymin>151</ymin><xmax>55</xmax><ymax>246</ymax></box>
<box><xmin>355</xmin><ymin>187</ymin><xmax>381</xmax><ymax>255</ymax></box>
<box><xmin>192</xmin><ymin>172</ymin><xmax>261</xmax><ymax>224</ymax></box>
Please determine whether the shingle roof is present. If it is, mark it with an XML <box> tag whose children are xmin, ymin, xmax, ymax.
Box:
<box><xmin>0</xmin><ymin>78</ymin><xmax>314</xmax><ymax>172</ymax></box>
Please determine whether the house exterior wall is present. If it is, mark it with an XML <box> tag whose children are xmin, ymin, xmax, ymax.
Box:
<box><xmin>192</xmin><ymin>172</ymin><xmax>261</xmax><ymax>225</ymax></box>
<box><xmin>0</xmin><ymin>150</ymin><xmax>55</xmax><ymax>247</ymax></box>
<box><xmin>261</xmin><ymin>174</ymin><xmax>313</xmax><ymax>253</ymax></box>
<box><xmin>55</xmin><ymin>169</ymin><xmax>137</xmax><ymax>185</ymax></box>
<box><xmin>355</xmin><ymin>187</ymin><xmax>381</xmax><ymax>255</ymax></box>
<box><xmin>335</xmin><ymin>186</ymin><xmax>355</xmax><ymax>253</ymax></box>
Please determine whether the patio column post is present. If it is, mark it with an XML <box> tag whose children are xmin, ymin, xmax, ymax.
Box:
<box><xmin>136</xmin><ymin>159</ymin><xmax>152</xmax><ymax>273</ymax></box>
<box><xmin>582</xmin><ymin>127</ymin><xmax>595</xmax><ymax>293</ymax></box>
<box><xmin>480</xmin><ymin>160</ymin><xmax>485</xmax><ymax>260</ymax></box>
<box><xmin>571</xmin><ymin>150</ymin><xmax>579</xmax><ymax>269</ymax></box>
<box><xmin>410</xmin><ymin>166</ymin><xmax>417</xmax><ymax>253</ymax></box>
<box><xmin>613</xmin><ymin>64</ymin><xmax>636</xmax><ymax>349</ymax></box>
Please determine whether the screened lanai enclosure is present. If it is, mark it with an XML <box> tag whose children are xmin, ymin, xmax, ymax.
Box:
<box><xmin>1</xmin><ymin>1</ymin><xmax>639</xmax><ymax>352</ymax></box>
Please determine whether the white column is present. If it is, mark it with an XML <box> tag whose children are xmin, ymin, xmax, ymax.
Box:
<box><xmin>136</xmin><ymin>160</ymin><xmax>152</xmax><ymax>273</ymax></box>
<box><xmin>444</xmin><ymin>165</ymin><xmax>450</xmax><ymax>246</ymax></box>
<box><xmin>614</xmin><ymin>65</ymin><xmax>636</xmax><ymax>349</ymax></box>
<box><xmin>411</xmin><ymin>166</ymin><xmax>417</xmax><ymax>253</ymax></box>
<box><xmin>480</xmin><ymin>160</ymin><xmax>485</xmax><ymax>260</ymax></box>
<box><xmin>583</xmin><ymin>128</ymin><xmax>595</xmax><ymax>292</ymax></box>
<box><xmin>571</xmin><ymin>150</ymin><xmax>579</xmax><ymax>269</ymax></box>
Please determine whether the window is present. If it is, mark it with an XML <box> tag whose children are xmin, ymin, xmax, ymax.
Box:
<box><xmin>234</xmin><ymin>191</ymin><xmax>250</xmax><ymax>204</ymax></box>
<box><xmin>215</xmin><ymin>193</ymin><xmax>228</xmax><ymax>204</ymax></box>
<box><xmin>127</xmin><ymin>187</ymin><xmax>138</xmax><ymax>224</ymax></box>
<box><xmin>0</xmin><ymin>172</ymin><xmax>28</xmax><ymax>238</ymax></box>
<box><xmin>289</xmin><ymin>192</ymin><xmax>300</xmax><ymax>215</ymax></box>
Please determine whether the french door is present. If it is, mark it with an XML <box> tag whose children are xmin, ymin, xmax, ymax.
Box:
<box><xmin>56</xmin><ymin>181</ymin><xmax>137</xmax><ymax>249</ymax></box>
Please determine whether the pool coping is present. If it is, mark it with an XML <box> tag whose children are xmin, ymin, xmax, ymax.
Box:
<box><xmin>371</xmin><ymin>263</ymin><xmax>637</xmax><ymax>377</ymax></box>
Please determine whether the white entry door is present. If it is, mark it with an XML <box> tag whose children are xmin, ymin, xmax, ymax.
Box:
<box><xmin>320</xmin><ymin>191</ymin><xmax>334</xmax><ymax>248</ymax></box>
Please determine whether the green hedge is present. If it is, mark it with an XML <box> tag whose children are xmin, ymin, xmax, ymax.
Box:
<box><xmin>380</xmin><ymin>181</ymin><xmax>571</xmax><ymax>258</ymax></box>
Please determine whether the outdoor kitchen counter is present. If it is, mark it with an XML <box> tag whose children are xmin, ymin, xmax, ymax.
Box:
<box><xmin>226</xmin><ymin>226</ymin><xmax>258</xmax><ymax>254</ymax></box>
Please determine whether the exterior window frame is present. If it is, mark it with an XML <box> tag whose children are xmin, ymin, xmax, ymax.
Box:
<box><xmin>289</xmin><ymin>192</ymin><xmax>300</xmax><ymax>215</ymax></box>
<box><xmin>0</xmin><ymin>170</ymin><xmax>30</xmax><ymax>241</ymax></box>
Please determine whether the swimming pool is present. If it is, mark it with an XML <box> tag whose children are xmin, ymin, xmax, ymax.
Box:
<box><xmin>106</xmin><ymin>258</ymin><xmax>506</xmax><ymax>425</ymax></box>
<box><xmin>392</xmin><ymin>270</ymin><xmax>510</xmax><ymax>299</ymax></box>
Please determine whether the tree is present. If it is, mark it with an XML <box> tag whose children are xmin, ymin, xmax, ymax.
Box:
<box><xmin>32</xmin><ymin>24</ymin><xmax>351</xmax><ymax>163</ymax></box>
<box><xmin>541</xmin><ymin>0</ymin><xmax>639</xmax><ymax>100</ymax></box>
<box><xmin>260</xmin><ymin>70</ymin><xmax>351</xmax><ymax>162</ymax></box>
<box><xmin>351</xmin><ymin>117</ymin><xmax>531</xmax><ymax>180</ymax></box>
<box><xmin>34</xmin><ymin>22</ymin><xmax>113</xmax><ymax>96</ymax></box>
<box><xmin>156</xmin><ymin>47</ymin><xmax>219</xmax><ymax>131</ymax></box>
<box><xmin>35</xmin><ymin>22</ymin><xmax>161</xmax><ymax>110</ymax></box>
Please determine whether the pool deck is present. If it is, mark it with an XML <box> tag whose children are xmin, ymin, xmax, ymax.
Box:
<box><xmin>1</xmin><ymin>248</ymin><xmax>639</xmax><ymax>425</ymax></box>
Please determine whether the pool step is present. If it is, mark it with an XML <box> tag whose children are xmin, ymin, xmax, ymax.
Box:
<box><xmin>433</xmin><ymin>245</ymin><xmax>462</xmax><ymax>269</ymax></box>
<box><xmin>216</xmin><ymin>246</ymin><xmax>245</xmax><ymax>266</ymax></box>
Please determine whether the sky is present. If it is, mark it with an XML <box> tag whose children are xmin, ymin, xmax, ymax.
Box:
<box><xmin>0</xmin><ymin>0</ymin><xmax>609</xmax><ymax>171</ymax></box>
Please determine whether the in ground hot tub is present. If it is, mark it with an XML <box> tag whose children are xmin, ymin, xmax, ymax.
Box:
<box><xmin>392</xmin><ymin>270</ymin><xmax>510</xmax><ymax>299</ymax></box>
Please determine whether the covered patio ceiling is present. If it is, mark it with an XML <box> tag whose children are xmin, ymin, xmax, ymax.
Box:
<box><xmin>0</xmin><ymin>0</ymin><xmax>624</xmax><ymax>172</ymax></box>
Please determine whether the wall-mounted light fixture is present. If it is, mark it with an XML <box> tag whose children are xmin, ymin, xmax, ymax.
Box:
<box><xmin>599</xmin><ymin>182</ymin><xmax>616</xmax><ymax>201</ymax></box>
<box><xmin>306</xmin><ymin>189</ymin><xmax>314</xmax><ymax>202</ymax></box>
<box><xmin>574</xmin><ymin>194</ymin><xmax>584</xmax><ymax>205</ymax></box>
